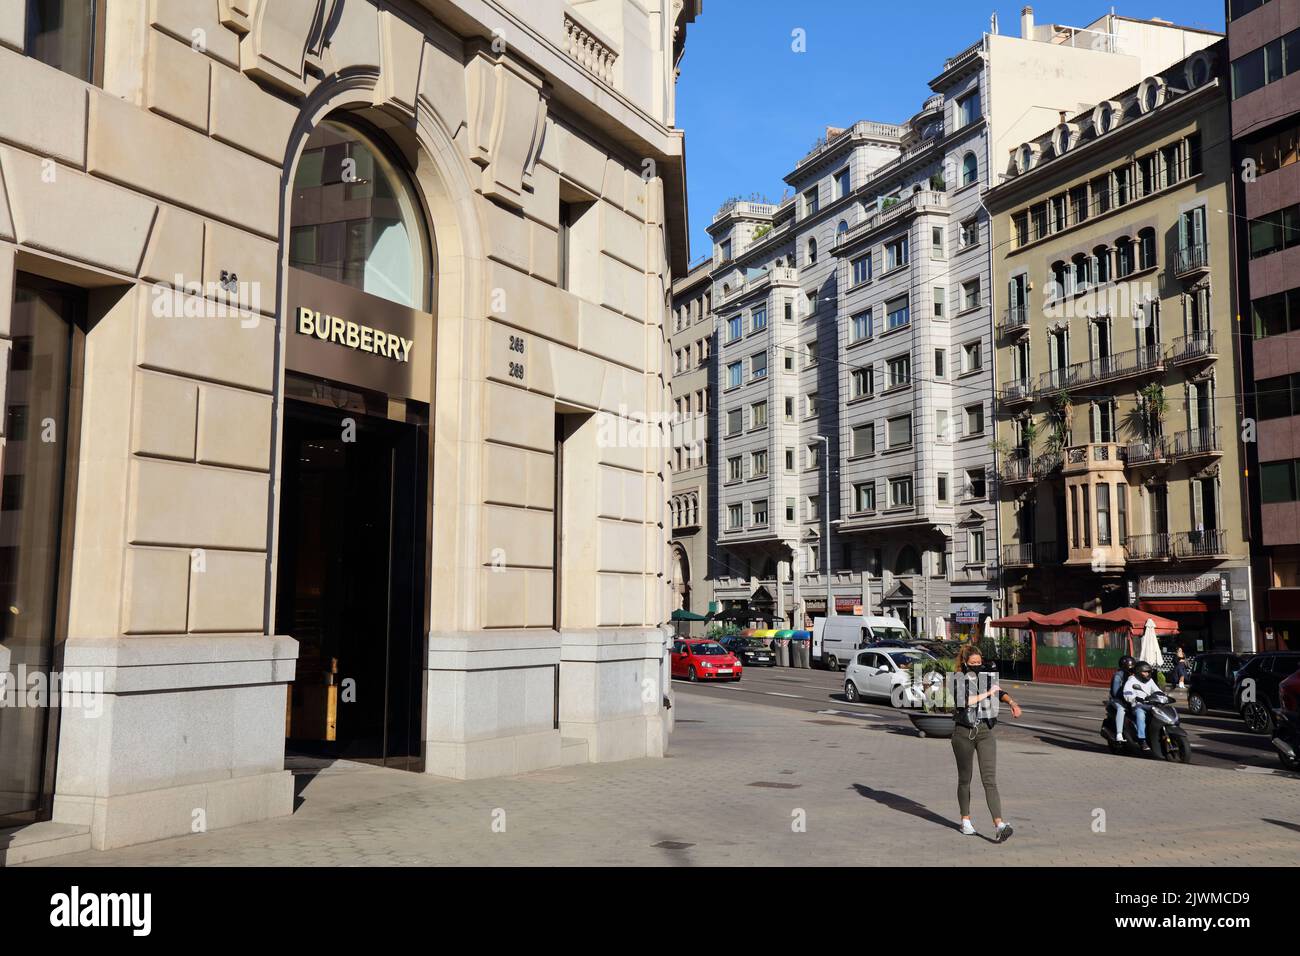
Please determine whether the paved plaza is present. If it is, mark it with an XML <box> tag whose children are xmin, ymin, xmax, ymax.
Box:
<box><xmin>29</xmin><ymin>690</ymin><xmax>1300</xmax><ymax>867</ymax></box>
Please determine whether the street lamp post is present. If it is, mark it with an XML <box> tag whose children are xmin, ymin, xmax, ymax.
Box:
<box><xmin>816</xmin><ymin>435</ymin><xmax>833</xmax><ymax>618</ymax></box>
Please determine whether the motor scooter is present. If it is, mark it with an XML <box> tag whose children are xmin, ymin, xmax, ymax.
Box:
<box><xmin>1100</xmin><ymin>691</ymin><xmax>1191</xmax><ymax>763</ymax></box>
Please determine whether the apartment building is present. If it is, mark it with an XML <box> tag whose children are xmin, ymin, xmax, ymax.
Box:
<box><xmin>0</xmin><ymin>0</ymin><xmax>699</xmax><ymax>858</ymax></box>
<box><xmin>1226</xmin><ymin>0</ymin><xmax>1300</xmax><ymax>652</ymax></box>
<box><xmin>669</xmin><ymin>260</ymin><xmax>715</xmax><ymax>615</ymax></box>
<box><xmin>706</xmin><ymin>8</ymin><xmax>1217</xmax><ymax>637</ymax></box>
<box><xmin>987</xmin><ymin>41</ymin><xmax>1254</xmax><ymax>655</ymax></box>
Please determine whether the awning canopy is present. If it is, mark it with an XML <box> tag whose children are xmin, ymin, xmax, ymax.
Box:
<box><xmin>989</xmin><ymin>607</ymin><xmax>1120</xmax><ymax>630</ymax></box>
<box><xmin>670</xmin><ymin>608</ymin><xmax>708</xmax><ymax>622</ymax></box>
<box><xmin>1096</xmin><ymin>606</ymin><xmax>1179</xmax><ymax>636</ymax></box>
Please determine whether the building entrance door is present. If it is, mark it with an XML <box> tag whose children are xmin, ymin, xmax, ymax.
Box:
<box><xmin>276</xmin><ymin>398</ymin><xmax>426</xmax><ymax>770</ymax></box>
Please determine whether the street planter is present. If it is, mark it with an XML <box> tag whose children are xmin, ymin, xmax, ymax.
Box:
<box><xmin>907</xmin><ymin>712</ymin><xmax>955</xmax><ymax>738</ymax></box>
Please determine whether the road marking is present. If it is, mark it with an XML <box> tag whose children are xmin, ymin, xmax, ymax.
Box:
<box><xmin>765</xmin><ymin>692</ymin><xmax>805</xmax><ymax>699</ymax></box>
<box><xmin>817</xmin><ymin>709</ymin><xmax>884</xmax><ymax>720</ymax></box>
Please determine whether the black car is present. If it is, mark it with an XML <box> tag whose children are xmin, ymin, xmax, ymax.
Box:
<box><xmin>1186</xmin><ymin>651</ymin><xmax>1245</xmax><ymax>716</ymax></box>
<box><xmin>1232</xmin><ymin>651</ymin><xmax>1300</xmax><ymax>734</ymax></box>
<box><xmin>722</xmin><ymin>636</ymin><xmax>775</xmax><ymax>667</ymax></box>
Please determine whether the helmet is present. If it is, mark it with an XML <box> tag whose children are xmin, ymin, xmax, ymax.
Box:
<box><xmin>1135</xmin><ymin>660</ymin><xmax>1154</xmax><ymax>679</ymax></box>
<box><xmin>1118</xmin><ymin>655</ymin><xmax>1135</xmax><ymax>672</ymax></box>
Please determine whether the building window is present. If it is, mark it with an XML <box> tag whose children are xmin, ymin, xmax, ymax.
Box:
<box><xmin>727</xmin><ymin>456</ymin><xmax>743</xmax><ymax>481</ymax></box>
<box><xmin>727</xmin><ymin>361</ymin><xmax>742</xmax><ymax>388</ymax></box>
<box><xmin>851</xmin><ymin>255</ymin><xmax>872</xmax><ymax>286</ymax></box>
<box><xmin>851</xmin><ymin>309</ymin><xmax>873</xmax><ymax>342</ymax></box>
<box><xmin>1232</xmin><ymin>28</ymin><xmax>1300</xmax><ymax>100</ymax></box>
<box><xmin>24</xmin><ymin>0</ymin><xmax>102</xmax><ymax>83</ymax></box>
<box><xmin>961</xmin><ymin>152</ymin><xmax>979</xmax><ymax>186</ymax></box>
<box><xmin>804</xmin><ymin>340</ymin><xmax>818</xmax><ymax>366</ymax></box>
<box><xmin>936</xmin><ymin>408</ymin><xmax>951</xmax><ymax>443</ymax></box>
<box><xmin>1249</xmin><ymin>202</ymin><xmax>1300</xmax><ymax>259</ymax></box>
<box><xmin>719</xmin><ymin>238</ymin><xmax>732</xmax><ymax>261</ymax></box>
<box><xmin>887</xmin><ymin>414</ymin><xmax>912</xmax><ymax>449</ymax></box>
<box><xmin>726</xmin><ymin>409</ymin><xmax>742</xmax><ymax>436</ymax></box>
<box><xmin>727</xmin><ymin>316</ymin><xmax>742</xmax><ymax>343</ymax></box>
<box><xmin>807</xmin><ymin>495</ymin><xmax>821</xmax><ymax>521</ymax></box>
<box><xmin>785</xmin><ymin>497</ymin><xmax>797</xmax><ymax>521</ymax></box>
<box><xmin>852</xmin><ymin>366</ymin><xmax>874</xmax><ymax>399</ymax></box>
<box><xmin>291</xmin><ymin>116</ymin><xmax>432</xmax><ymax>309</ymax></box>
<box><xmin>887</xmin><ymin>354</ymin><xmax>911</xmax><ymax>388</ymax></box>
<box><xmin>957</xmin><ymin>90</ymin><xmax>981</xmax><ymax>128</ymax></box>
<box><xmin>852</xmin><ymin>423</ymin><xmax>876</xmax><ymax>457</ymax></box>
<box><xmin>728</xmin><ymin>504</ymin><xmax>743</xmax><ymax>529</ymax></box>
<box><xmin>752</xmin><ymin>306</ymin><xmax>767</xmax><ymax>332</ymax></box>
<box><xmin>751</xmin><ymin>351</ymin><xmax>767</xmax><ymax>380</ymax></box>
<box><xmin>932</xmin><ymin>226</ymin><xmax>945</xmax><ymax>259</ymax></box>
<box><xmin>1138</xmin><ymin>227</ymin><xmax>1158</xmax><ymax>270</ymax></box>
<box><xmin>962</xmin><ymin>340</ymin><xmax>982</xmax><ymax>373</ymax></box>
<box><xmin>835</xmin><ymin>167</ymin><xmax>852</xmax><ymax>198</ymax></box>
<box><xmin>803</xmin><ymin>187</ymin><xmax>820</xmax><ymax>216</ymax></box>
<box><xmin>785</xmin><ymin>447</ymin><xmax>795</xmax><ymax>471</ymax></box>
<box><xmin>885</xmin><ymin>295</ymin><xmax>910</xmax><ymax>331</ymax></box>
<box><xmin>934</xmin><ymin>349</ymin><xmax>946</xmax><ymax>378</ymax></box>
<box><xmin>964</xmin><ymin>404</ymin><xmax>985</xmax><ymax>436</ymax></box>
<box><xmin>751</xmin><ymin>401</ymin><xmax>767</xmax><ymax>429</ymax></box>
<box><xmin>960</xmin><ymin>279</ymin><xmax>981</xmax><ymax>311</ymax></box>
<box><xmin>937</xmin><ymin>473</ymin><xmax>949</xmax><ymax>503</ymax></box>
<box><xmin>784</xmin><ymin>396</ymin><xmax>795</xmax><ymax>422</ymax></box>
<box><xmin>854</xmin><ymin>481</ymin><xmax>877</xmax><ymax>513</ymax></box>
<box><xmin>959</xmin><ymin>218</ymin><xmax>979</xmax><ymax>248</ymax></box>
<box><xmin>965</xmin><ymin>467</ymin><xmax>987</xmax><ymax>499</ymax></box>
<box><xmin>807</xmin><ymin>238</ymin><xmax>818</xmax><ymax>265</ymax></box>
<box><xmin>885</xmin><ymin>235</ymin><xmax>909</xmax><ymax>270</ymax></box>
<box><xmin>753</xmin><ymin>499</ymin><xmax>768</xmax><ymax>527</ymax></box>
<box><xmin>968</xmin><ymin>529</ymin><xmax>986</xmax><ymax>564</ymax></box>
<box><xmin>889</xmin><ymin>476</ymin><xmax>914</xmax><ymax>508</ymax></box>
<box><xmin>807</xmin><ymin>443</ymin><xmax>822</xmax><ymax>469</ymax></box>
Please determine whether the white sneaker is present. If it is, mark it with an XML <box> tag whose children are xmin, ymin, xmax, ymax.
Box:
<box><xmin>995</xmin><ymin>822</ymin><xmax>1014</xmax><ymax>843</ymax></box>
<box><xmin>960</xmin><ymin>819</ymin><xmax>977</xmax><ymax>836</ymax></box>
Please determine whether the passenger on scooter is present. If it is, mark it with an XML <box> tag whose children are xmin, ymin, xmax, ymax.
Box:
<box><xmin>1110</xmin><ymin>655</ymin><xmax>1136</xmax><ymax>739</ymax></box>
<box><xmin>1122</xmin><ymin>661</ymin><xmax>1161</xmax><ymax>752</ymax></box>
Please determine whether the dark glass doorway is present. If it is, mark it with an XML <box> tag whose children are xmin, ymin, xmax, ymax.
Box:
<box><xmin>0</xmin><ymin>274</ymin><xmax>81</xmax><ymax>829</ymax></box>
<box><xmin>276</xmin><ymin>397</ymin><xmax>426</xmax><ymax>770</ymax></box>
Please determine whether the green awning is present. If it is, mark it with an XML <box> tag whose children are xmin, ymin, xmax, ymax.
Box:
<box><xmin>671</xmin><ymin>609</ymin><xmax>708</xmax><ymax>621</ymax></box>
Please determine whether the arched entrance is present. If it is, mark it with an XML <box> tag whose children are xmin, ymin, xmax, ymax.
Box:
<box><xmin>275</xmin><ymin>110</ymin><xmax>434</xmax><ymax>770</ymax></box>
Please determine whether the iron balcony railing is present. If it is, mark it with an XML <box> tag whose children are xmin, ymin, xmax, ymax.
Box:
<box><xmin>1168</xmin><ymin>330</ymin><xmax>1216</xmax><ymax>364</ymax></box>
<box><xmin>1173</xmin><ymin>529</ymin><xmax>1228</xmax><ymax>559</ymax></box>
<box><xmin>1037</xmin><ymin>344</ymin><xmax>1163</xmax><ymax>394</ymax></box>
<box><xmin>999</xmin><ymin>306</ymin><xmax>1029</xmax><ymax>335</ymax></box>
<box><xmin>1174</xmin><ymin>243</ymin><xmax>1210</xmax><ymax>277</ymax></box>
<box><xmin>1002</xmin><ymin>543</ymin><xmax>1035</xmax><ymax>567</ymax></box>
<box><xmin>1171</xmin><ymin>426</ymin><xmax>1222</xmax><ymax>458</ymax></box>
<box><xmin>1032</xmin><ymin>451</ymin><xmax>1063</xmax><ymax>478</ymax></box>
<box><xmin>1125</xmin><ymin>436</ymin><xmax>1167</xmax><ymax>465</ymax></box>
<box><xmin>1126</xmin><ymin>533</ymin><xmax>1173</xmax><ymax>562</ymax></box>
<box><xmin>999</xmin><ymin>455</ymin><xmax>1033</xmax><ymax>484</ymax></box>
<box><xmin>998</xmin><ymin>378</ymin><xmax>1034</xmax><ymax>406</ymax></box>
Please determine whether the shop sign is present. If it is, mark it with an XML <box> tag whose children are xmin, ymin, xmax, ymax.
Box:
<box><xmin>296</xmin><ymin>307</ymin><xmax>413</xmax><ymax>363</ymax></box>
<box><xmin>1137</xmin><ymin>573</ymin><xmax>1224</xmax><ymax>598</ymax></box>
<box><xmin>954</xmin><ymin>607</ymin><xmax>981</xmax><ymax>625</ymax></box>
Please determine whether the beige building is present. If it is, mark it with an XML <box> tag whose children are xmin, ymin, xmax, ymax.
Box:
<box><xmin>668</xmin><ymin>258</ymin><xmax>714</xmax><ymax>617</ymax></box>
<box><xmin>987</xmin><ymin>41</ymin><xmax>1255</xmax><ymax>656</ymax></box>
<box><xmin>0</xmin><ymin>0</ymin><xmax>700</xmax><ymax>859</ymax></box>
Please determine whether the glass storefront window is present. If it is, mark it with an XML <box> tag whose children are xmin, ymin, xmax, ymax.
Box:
<box><xmin>0</xmin><ymin>275</ymin><xmax>78</xmax><ymax>826</ymax></box>
<box><xmin>290</xmin><ymin>118</ymin><xmax>430</xmax><ymax>310</ymax></box>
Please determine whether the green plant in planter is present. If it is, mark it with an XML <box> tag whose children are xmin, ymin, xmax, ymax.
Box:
<box><xmin>752</xmin><ymin>224</ymin><xmax>772</xmax><ymax>242</ymax></box>
<box><xmin>914</xmin><ymin>657</ymin><xmax>958</xmax><ymax>713</ymax></box>
<box><xmin>1046</xmin><ymin>390</ymin><xmax>1073</xmax><ymax>453</ymax></box>
<box><xmin>706</xmin><ymin>623</ymin><xmax>739</xmax><ymax>640</ymax></box>
<box><xmin>929</xmin><ymin>173</ymin><xmax>946</xmax><ymax>191</ymax></box>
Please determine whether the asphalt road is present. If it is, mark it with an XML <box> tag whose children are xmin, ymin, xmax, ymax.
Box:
<box><xmin>673</xmin><ymin>662</ymin><xmax>1291</xmax><ymax>774</ymax></box>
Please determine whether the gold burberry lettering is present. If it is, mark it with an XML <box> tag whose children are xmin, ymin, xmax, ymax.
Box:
<box><xmin>296</xmin><ymin>307</ymin><xmax>414</xmax><ymax>363</ymax></box>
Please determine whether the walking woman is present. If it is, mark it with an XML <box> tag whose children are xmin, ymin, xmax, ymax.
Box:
<box><xmin>951</xmin><ymin>645</ymin><xmax>1022</xmax><ymax>841</ymax></box>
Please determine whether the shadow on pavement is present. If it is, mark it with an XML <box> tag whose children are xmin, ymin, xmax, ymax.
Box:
<box><xmin>851</xmin><ymin>784</ymin><xmax>961</xmax><ymax>833</ymax></box>
<box><xmin>1262</xmin><ymin>818</ymin><xmax>1300</xmax><ymax>834</ymax></box>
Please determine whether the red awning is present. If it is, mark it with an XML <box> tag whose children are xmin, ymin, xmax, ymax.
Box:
<box><xmin>1140</xmin><ymin>599</ymin><xmax>1211</xmax><ymax>615</ymax></box>
<box><xmin>989</xmin><ymin>608</ymin><xmax>1117</xmax><ymax>630</ymax></box>
<box><xmin>1096</xmin><ymin>606</ymin><xmax>1180</xmax><ymax>636</ymax></box>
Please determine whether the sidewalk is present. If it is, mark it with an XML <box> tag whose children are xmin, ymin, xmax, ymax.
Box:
<box><xmin>29</xmin><ymin>692</ymin><xmax>1300</xmax><ymax>866</ymax></box>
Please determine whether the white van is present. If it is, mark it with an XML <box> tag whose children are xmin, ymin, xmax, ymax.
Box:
<box><xmin>812</xmin><ymin>615</ymin><xmax>913</xmax><ymax>671</ymax></box>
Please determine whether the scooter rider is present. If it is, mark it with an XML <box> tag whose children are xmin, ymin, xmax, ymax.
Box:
<box><xmin>1110</xmin><ymin>655</ymin><xmax>1136</xmax><ymax>739</ymax></box>
<box><xmin>1122</xmin><ymin>660</ymin><xmax>1161</xmax><ymax>752</ymax></box>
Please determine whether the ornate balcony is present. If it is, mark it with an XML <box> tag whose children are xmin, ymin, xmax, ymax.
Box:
<box><xmin>998</xmin><ymin>378</ymin><xmax>1034</xmax><ymax>409</ymax></box>
<box><xmin>564</xmin><ymin>10</ymin><xmax>619</xmax><ymax>84</ymax></box>
<box><xmin>1032</xmin><ymin>451</ymin><xmax>1063</xmax><ymax>479</ymax></box>
<box><xmin>1062</xmin><ymin>441</ymin><xmax>1125</xmax><ymax>476</ymax></box>
<box><xmin>999</xmin><ymin>306</ymin><xmax>1030</xmax><ymax>336</ymax></box>
<box><xmin>1172</xmin><ymin>529</ymin><xmax>1228</xmax><ymax>559</ymax></box>
<box><xmin>998</xmin><ymin>454</ymin><xmax>1033</xmax><ymax>486</ymax></box>
<box><xmin>1126</xmin><ymin>533</ymin><xmax>1173</xmax><ymax>563</ymax></box>
<box><xmin>1168</xmin><ymin>330</ymin><xmax>1216</xmax><ymax>366</ymax></box>
<box><xmin>1171</xmin><ymin>426</ymin><xmax>1222</xmax><ymax>460</ymax></box>
<box><xmin>1173</xmin><ymin>243</ymin><xmax>1210</xmax><ymax>279</ymax></box>
<box><xmin>1125</xmin><ymin>436</ymin><xmax>1168</xmax><ymax>467</ymax></box>
<box><xmin>1037</xmin><ymin>344</ymin><xmax>1163</xmax><ymax>395</ymax></box>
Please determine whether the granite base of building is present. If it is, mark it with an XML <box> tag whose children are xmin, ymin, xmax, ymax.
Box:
<box><xmin>50</xmin><ymin>634</ymin><xmax>299</xmax><ymax>851</ymax></box>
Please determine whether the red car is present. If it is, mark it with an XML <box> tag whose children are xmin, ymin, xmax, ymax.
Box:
<box><xmin>672</xmin><ymin>638</ymin><xmax>743</xmax><ymax>682</ymax></box>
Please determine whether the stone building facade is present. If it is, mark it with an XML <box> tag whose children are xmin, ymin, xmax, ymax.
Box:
<box><xmin>705</xmin><ymin>9</ymin><xmax>1216</xmax><ymax>637</ymax></box>
<box><xmin>0</xmin><ymin>0</ymin><xmax>699</xmax><ymax>858</ymax></box>
<box><xmin>987</xmin><ymin>42</ymin><xmax>1255</xmax><ymax>655</ymax></box>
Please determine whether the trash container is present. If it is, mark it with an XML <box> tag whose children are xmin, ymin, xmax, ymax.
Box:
<box><xmin>792</xmin><ymin>630</ymin><xmax>812</xmax><ymax>668</ymax></box>
<box><xmin>774</xmin><ymin>630</ymin><xmax>792</xmax><ymax>667</ymax></box>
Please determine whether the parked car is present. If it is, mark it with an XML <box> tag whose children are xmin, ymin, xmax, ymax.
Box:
<box><xmin>721</xmin><ymin>635</ymin><xmax>775</xmax><ymax>667</ymax></box>
<box><xmin>1185</xmin><ymin>651</ymin><xmax>1246</xmax><ymax>716</ymax></box>
<box><xmin>813</xmin><ymin>614</ymin><xmax>913</xmax><ymax>670</ymax></box>
<box><xmin>843</xmin><ymin>647</ymin><xmax>937</xmax><ymax>704</ymax></box>
<box><xmin>1272</xmin><ymin>670</ymin><xmax>1300</xmax><ymax>771</ymax></box>
<box><xmin>671</xmin><ymin>638</ymin><xmax>743</xmax><ymax>682</ymax></box>
<box><xmin>1233</xmin><ymin>651</ymin><xmax>1300</xmax><ymax>734</ymax></box>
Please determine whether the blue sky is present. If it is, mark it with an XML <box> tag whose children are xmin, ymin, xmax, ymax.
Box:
<box><xmin>676</xmin><ymin>0</ymin><xmax>1227</xmax><ymax>260</ymax></box>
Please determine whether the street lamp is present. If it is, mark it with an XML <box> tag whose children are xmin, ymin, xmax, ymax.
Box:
<box><xmin>815</xmin><ymin>435</ymin><xmax>833</xmax><ymax>618</ymax></box>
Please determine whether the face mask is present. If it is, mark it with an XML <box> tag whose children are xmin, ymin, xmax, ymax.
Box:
<box><xmin>964</xmin><ymin>663</ymin><xmax>983</xmax><ymax>674</ymax></box>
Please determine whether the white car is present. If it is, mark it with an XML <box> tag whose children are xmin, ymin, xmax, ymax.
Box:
<box><xmin>843</xmin><ymin>647</ymin><xmax>938</xmax><ymax>704</ymax></box>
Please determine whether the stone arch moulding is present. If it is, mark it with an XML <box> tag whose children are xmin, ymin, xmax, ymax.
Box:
<box><xmin>263</xmin><ymin>67</ymin><xmax>489</xmax><ymax>637</ymax></box>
